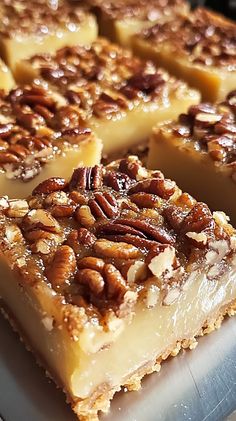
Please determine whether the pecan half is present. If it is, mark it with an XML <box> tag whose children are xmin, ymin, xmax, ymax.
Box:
<box><xmin>69</xmin><ymin>165</ymin><xmax>103</xmax><ymax>191</ymax></box>
<box><xmin>75</xmin><ymin>205</ymin><xmax>96</xmax><ymax>227</ymax></box>
<box><xmin>77</xmin><ymin>256</ymin><xmax>105</xmax><ymax>273</ymax></box>
<box><xmin>88</xmin><ymin>191</ymin><xmax>118</xmax><ymax>219</ymax></box>
<box><xmin>46</xmin><ymin>245</ymin><xmax>76</xmax><ymax>290</ymax></box>
<box><xmin>104</xmin><ymin>263</ymin><xmax>128</xmax><ymax>299</ymax></box>
<box><xmin>94</xmin><ymin>239</ymin><xmax>141</xmax><ymax>260</ymax></box>
<box><xmin>33</xmin><ymin>177</ymin><xmax>68</xmax><ymax>195</ymax></box>
<box><xmin>180</xmin><ymin>202</ymin><xmax>215</xmax><ymax>236</ymax></box>
<box><xmin>130</xmin><ymin>192</ymin><xmax>160</xmax><ymax>208</ymax></box>
<box><xmin>104</xmin><ymin>218</ymin><xmax>175</xmax><ymax>244</ymax></box>
<box><xmin>76</xmin><ymin>269</ymin><xmax>105</xmax><ymax>295</ymax></box>
<box><xmin>119</xmin><ymin>157</ymin><xmax>140</xmax><ymax>180</ymax></box>
<box><xmin>128</xmin><ymin>178</ymin><xmax>176</xmax><ymax>199</ymax></box>
<box><xmin>103</xmin><ymin>170</ymin><xmax>132</xmax><ymax>191</ymax></box>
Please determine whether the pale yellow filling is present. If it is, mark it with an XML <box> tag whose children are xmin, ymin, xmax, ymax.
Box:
<box><xmin>1</xmin><ymin>14</ymin><xmax>98</xmax><ymax>72</ymax></box>
<box><xmin>0</xmin><ymin>255</ymin><xmax>236</xmax><ymax>403</ymax></box>
<box><xmin>0</xmin><ymin>58</ymin><xmax>15</xmax><ymax>90</ymax></box>
<box><xmin>98</xmin><ymin>17</ymin><xmax>155</xmax><ymax>48</ymax></box>
<box><xmin>132</xmin><ymin>39</ymin><xmax>236</xmax><ymax>102</ymax></box>
<box><xmin>148</xmin><ymin>130</ymin><xmax>236</xmax><ymax>226</ymax></box>
<box><xmin>0</xmin><ymin>136</ymin><xmax>102</xmax><ymax>198</ymax></box>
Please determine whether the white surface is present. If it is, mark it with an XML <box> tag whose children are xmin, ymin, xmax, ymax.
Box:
<box><xmin>1</xmin><ymin>313</ymin><xmax>236</xmax><ymax>421</ymax></box>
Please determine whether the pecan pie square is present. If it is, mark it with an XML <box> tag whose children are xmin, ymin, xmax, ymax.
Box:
<box><xmin>133</xmin><ymin>8</ymin><xmax>236</xmax><ymax>102</ymax></box>
<box><xmin>1</xmin><ymin>156</ymin><xmax>236</xmax><ymax>421</ymax></box>
<box><xmin>0</xmin><ymin>84</ymin><xmax>102</xmax><ymax>198</ymax></box>
<box><xmin>148</xmin><ymin>91</ymin><xmax>236</xmax><ymax>225</ymax></box>
<box><xmin>88</xmin><ymin>0</ymin><xmax>189</xmax><ymax>47</ymax></box>
<box><xmin>15</xmin><ymin>39</ymin><xmax>200</xmax><ymax>156</ymax></box>
<box><xmin>0</xmin><ymin>0</ymin><xmax>97</xmax><ymax>72</ymax></box>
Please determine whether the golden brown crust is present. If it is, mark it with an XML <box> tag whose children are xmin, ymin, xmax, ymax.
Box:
<box><xmin>1</xmin><ymin>297</ymin><xmax>236</xmax><ymax>421</ymax></box>
<box><xmin>140</xmin><ymin>7</ymin><xmax>236</xmax><ymax>69</ymax></box>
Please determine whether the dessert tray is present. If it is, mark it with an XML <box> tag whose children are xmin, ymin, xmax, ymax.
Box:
<box><xmin>1</xmin><ymin>1</ymin><xmax>236</xmax><ymax>421</ymax></box>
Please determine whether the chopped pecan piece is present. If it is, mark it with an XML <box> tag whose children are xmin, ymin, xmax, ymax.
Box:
<box><xmin>125</xmin><ymin>72</ymin><xmax>164</xmax><ymax>95</ymax></box>
<box><xmin>77</xmin><ymin>227</ymin><xmax>97</xmax><ymax>247</ymax></box>
<box><xmin>146</xmin><ymin>244</ymin><xmax>176</xmax><ymax>279</ymax></box>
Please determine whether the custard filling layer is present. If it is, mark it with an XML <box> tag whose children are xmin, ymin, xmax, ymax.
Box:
<box><xmin>1</xmin><ymin>258</ymin><xmax>236</xmax><ymax>401</ymax></box>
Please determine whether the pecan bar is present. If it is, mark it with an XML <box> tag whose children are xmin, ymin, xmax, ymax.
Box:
<box><xmin>88</xmin><ymin>0</ymin><xmax>189</xmax><ymax>47</ymax></box>
<box><xmin>0</xmin><ymin>0</ymin><xmax>97</xmax><ymax>72</ymax></box>
<box><xmin>1</xmin><ymin>156</ymin><xmax>236</xmax><ymax>421</ymax></box>
<box><xmin>15</xmin><ymin>39</ymin><xmax>200</xmax><ymax>156</ymax></box>
<box><xmin>0</xmin><ymin>57</ymin><xmax>14</xmax><ymax>90</ymax></box>
<box><xmin>133</xmin><ymin>8</ymin><xmax>236</xmax><ymax>101</ymax></box>
<box><xmin>0</xmin><ymin>84</ymin><xmax>102</xmax><ymax>198</ymax></box>
<box><xmin>148</xmin><ymin>91</ymin><xmax>236</xmax><ymax>225</ymax></box>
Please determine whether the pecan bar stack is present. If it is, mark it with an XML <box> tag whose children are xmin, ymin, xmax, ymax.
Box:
<box><xmin>88</xmin><ymin>0</ymin><xmax>189</xmax><ymax>47</ymax></box>
<box><xmin>1</xmin><ymin>156</ymin><xmax>236</xmax><ymax>420</ymax></box>
<box><xmin>0</xmin><ymin>84</ymin><xmax>102</xmax><ymax>198</ymax></box>
<box><xmin>0</xmin><ymin>0</ymin><xmax>97</xmax><ymax>72</ymax></box>
<box><xmin>133</xmin><ymin>8</ymin><xmax>236</xmax><ymax>101</ymax></box>
<box><xmin>15</xmin><ymin>38</ymin><xmax>200</xmax><ymax>155</ymax></box>
<box><xmin>148</xmin><ymin>91</ymin><xmax>236</xmax><ymax>225</ymax></box>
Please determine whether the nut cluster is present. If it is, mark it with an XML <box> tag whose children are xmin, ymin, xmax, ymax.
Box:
<box><xmin>29</xmin><ymin>39</ymin><xmax>173</xmax><ymax>115</ymax></box>
<box><xmin>0</xmin><ymin>85</ymin><xmax>90</xmax><ymax>181</ymax></box>
<box><xmin>141</xmin><ymin>8</ymin><xmax>236</xmax><ymax>68</ymax></box>
<box><xmin>89</xmin><ymin>0</ymin><xmax>186</xmax><ymax>21</ymax></box>
<box><xmin>0</xmin><ymin>0</ymin><xmax>88</xmax><ymax>37</ymax></box>
<box><xmin>170</xmin><ymin>90</ymin><xmax>236</xmax><ymax>172</ymax></box>
<box><xmin>1</xmin><ymin>157</ymin><xmax>233</xmax><ymax>320</ymax></box>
